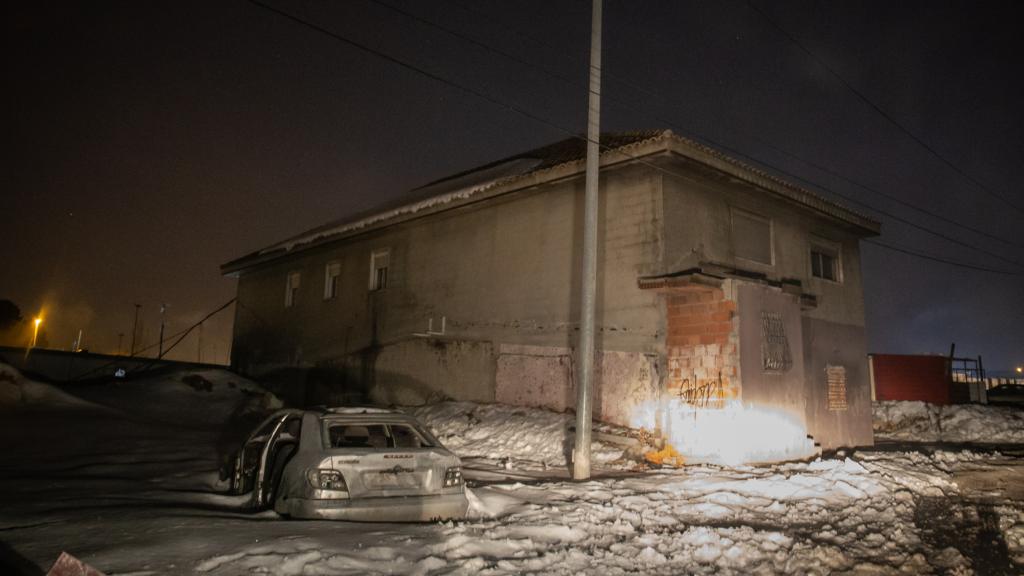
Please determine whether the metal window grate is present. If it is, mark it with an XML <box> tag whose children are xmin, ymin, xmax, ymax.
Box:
<box><xmin>760</xmin><ymin>311</ymin><xmax>792</xmax><ymax>372</ymax></box>
<box><xmin>826</xmin><ymin>365</ymin><xmax>848</xmax><ymax>411</ymax></box>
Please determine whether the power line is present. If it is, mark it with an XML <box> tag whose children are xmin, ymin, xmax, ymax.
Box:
<box><xmin>156</xmin><ymin>298</ymin><xmax>236</xmax><ymax>360</ymax></box>
<box><xmin>72</xmin><ymin>299</ymin><xmax>236</xmax><ymax>380</ymax></box>
<box><xmin>440</xmin><ymin>0</ymin><xmax>1019</xmax><ymax>249</ymax></box>
<box><xmin>246</xmin><ymin>0</ymin><xmax>575</xmax><ymax>144</ymax></box>
<box><xmin>247</xmin><ymin>0</ymin><xmax>1021</xmax><ymax>275</ymax></box>
<box><xmin>744</xmin><ymin>0</ymin><xmax>1024</xmax><ymax>216</ymax></box>
<box><xmin>749</xmin><ymin>134</ymin><xmax>1022</xmax><ymax>249</ymax></box>
<box><xmin>865</xmin><ymin>239</ymin><xmax>1023</xmax><ymax>276</ymax></box>
<box><xmin>358</xmin><ymin>0</ymin><xmax>1024</xmax><ymax>269</ymax></box>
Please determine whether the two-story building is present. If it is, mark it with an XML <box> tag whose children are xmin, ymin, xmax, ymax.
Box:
<box><xmin>222</xmin><ymin>130</ymin><xmax>880</xmax><ymax>450</ymax></box>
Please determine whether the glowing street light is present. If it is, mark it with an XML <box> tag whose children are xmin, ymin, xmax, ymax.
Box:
<box><xmin>1017</xmin><ymin>366</ymin><xmax>1022</xmax><ymax>374</ymax></box>
<box><xmin>31</xmin><ymin>317</ymin><xmax>42</xmax><ymax>348</ymax></box>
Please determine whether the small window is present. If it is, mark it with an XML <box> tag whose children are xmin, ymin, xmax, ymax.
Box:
<box><xmin>732</xmin><ymin>209</ymin><xmax>773</xmax><ymax>265</ymax></box>
<box><xmin>369</xmin><ymin>249</ymin><xmax>390</xmax><ymax>291</ymax></box>
<box><xmin>810</xmin><ymin>244</ymin><xmax>841</xmax><ymax>282</ymax></box>
<box><xmin>324</xmin><ymin>261</ymin><xmax>341</xmax><ymax>300</ymax></box>
<box><xmin>284</xmin><ymin>271</ymin><xmax>301</xmax><ymax>307</ymax></box>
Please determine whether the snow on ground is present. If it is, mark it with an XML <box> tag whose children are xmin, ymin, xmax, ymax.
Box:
<box><xmin>2</xmin><ymin>366</ymin><xmax>1022</xmax><ymax>575</ymax></box>
<box><xmin>190</xmin><ymin>449</ymin><xmax>1023</xmax><ymax>575</ymax></box>
<box><xmin>874</xmin><ymin>400</ymin><xmax>1024</xmax><ymax>444</ymax></box>
<box><xmin>410</xmin><ymin>401</ymin><xmax>626</xmax><ymax>468</ymax></box>
<box><xmin>0</xmin><ymin>362</ymin><xmax>110</xmax><ymax>412</ymax></box>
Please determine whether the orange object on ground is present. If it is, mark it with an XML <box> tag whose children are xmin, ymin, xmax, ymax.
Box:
<box><xmin>644</xmin><ymin>444</ymin><xmax>685</xmax><ymax>467</ymax></box>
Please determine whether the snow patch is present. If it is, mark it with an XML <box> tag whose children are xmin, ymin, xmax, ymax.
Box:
<box><xmin>874</xmin><ymin>400</ymin><xmax>1024</xmax><ymax>443</ymax></box>
<box><xmin>0</xmin><ymin>363</ymin><xmax>111</xmax><ymax>412</ymax></box>
<box><xmin>410</xmin><ymin>401</ymin><xmax>625</xmax><ymax>467</ymax></box>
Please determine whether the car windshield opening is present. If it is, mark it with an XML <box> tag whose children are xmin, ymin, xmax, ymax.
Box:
<box><xmin>327</xmin><ymin>422</ymin><xmax>435</xmax><ymax>449</ymax></box>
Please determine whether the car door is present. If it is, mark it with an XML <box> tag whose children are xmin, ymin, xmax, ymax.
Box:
<box><xmin>255</xmin><ymin>415</ymin><xmax>302</xmax><ymax>507</ymax></box>
<box><xmin>231</xmin><ymin>412</ymin><xmax>286</xmax><ymax>496</ymax></box>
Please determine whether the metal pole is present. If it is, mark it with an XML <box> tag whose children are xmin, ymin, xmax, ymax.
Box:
<box><xmin>157</xmin><ymin>303</ymin><xmax>166</xmax><ymax>359</ymax></box>
<box><xmin>130</xmin><ymin>304</ymin><xmax>141</xmax><ymax>357</ymax></box>
<box><xmin>573</xmin><ymin>0</ymin><xmax>602</xmax><ymax>481</ymax></box>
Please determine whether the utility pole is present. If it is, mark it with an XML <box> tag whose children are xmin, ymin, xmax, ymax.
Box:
<box><xmin>130</xmin><ymin>304</ymin><xmax>141</xmax><ymax>357</ymax></box>
<box><xmin>117</xmin><ymin>332</ymin><xmax>124</xmax><ymax>355</ymax></box>
<box><xmin>157</xmin><ymin>303</ymin><xmax>167</xmax><ymax>359</ymax></box>
<box><xmin>573</xmin><ymin>0</ymin><xmax>602</xmax><ymax>481</ymax></box>
<box><xmin>197</xmin><ymin>323</ymin><xmax>203</xmax><ymax>363</ymax></box>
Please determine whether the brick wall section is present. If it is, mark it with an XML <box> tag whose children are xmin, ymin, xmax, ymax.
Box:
<box><xmin>665</xmin><ymin>288</ymin><xmax>740</xmax><ymax>403</ymax></box>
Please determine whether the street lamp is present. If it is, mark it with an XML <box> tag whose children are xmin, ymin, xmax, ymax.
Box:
<box><xmin>31</xmin><ymin>317</ymin><xmax>42</xmax><ymax>348</ymax></box>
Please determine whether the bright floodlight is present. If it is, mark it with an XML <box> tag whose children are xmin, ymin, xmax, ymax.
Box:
<box><xmin>30</xmin><ymin>317</ymin><xmax>42</xmax><ymax>348</ymax></box>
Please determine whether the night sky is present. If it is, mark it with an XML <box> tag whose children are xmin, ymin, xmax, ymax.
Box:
<box><xmin>6</xmin><ymin>1</ymin><xmax>1022</xmax><ymax>370</ymax></box>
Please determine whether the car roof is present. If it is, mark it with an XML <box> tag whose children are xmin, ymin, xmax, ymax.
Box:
<box><xmin>304</xmin><ymin>406</ymin><xmax>421</xmax><ymax>423</ymax></box>
<box><xmin>322</xmin><ymin>406</ymin><xmax>398</xmax><ymax>415</ymax></box>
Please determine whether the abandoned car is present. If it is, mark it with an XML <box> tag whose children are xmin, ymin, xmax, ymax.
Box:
<box><xmin>225</xmin><ymin>407</ymin><xmax>468</xmax><ymax>521</ymax></box>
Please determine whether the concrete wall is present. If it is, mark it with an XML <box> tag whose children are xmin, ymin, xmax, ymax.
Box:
<box><xmin>493</xmin><ymin>344</ymin><xmax>657</xmax><ymax>428</ymax></box>
<box><xmin>231</xmin><ymin>163</ymin><xmax>664</xmax><ymax>409</ymax></box>
<box><xmin>660</xmin><ymin>162</ymin><xmax>873</xmax><ymax>448</ymax></box>
<box><xmin>661</xmin><ymin>168</ymin><xmax>867</xmax><ymax>327</ymax></box>
<box><xmin>736</xmin><ymin>283</ymin><xmax>808</xmax><ymax>428</ymax></box>
<box><xmin>230</xmin><ymin>153</ymin><xmax>875</xmax><ymax>448</ymax></box>
<box><xmin>802</xmin><ymin>318</ymin><xmax>874</xmax><ymax>448</ymax></box>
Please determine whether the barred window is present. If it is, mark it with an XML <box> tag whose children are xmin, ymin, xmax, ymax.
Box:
<box><xmin>760</xmin><ymin>311</ymin><xmax>792</xmax><ymax>372</ymax></box>
<box><xmin>826</xmin><ymin>365</ymin><xmax>848</xmax><ymax>411</ymax></box>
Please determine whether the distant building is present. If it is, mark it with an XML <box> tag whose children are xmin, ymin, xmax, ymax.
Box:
<box><xmin>222</xmin><ymin>130</ymin><xmax>880</xmax><ymax>449</ymax></box>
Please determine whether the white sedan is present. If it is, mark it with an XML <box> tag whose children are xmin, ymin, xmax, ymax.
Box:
<box><xmin>226</xmin><ymin>407</ymin><xmax>468</xmax><ymax>521</ymax></box>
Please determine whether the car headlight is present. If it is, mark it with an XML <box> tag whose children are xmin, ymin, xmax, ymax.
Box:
<box><xmin>307</xmin><ymin>469</ymin><xmax>348</xmax><ymax>492</ymax></box>
<box><xmin>444</xmin><ymin>466</ymin><xmax>463</xmax><ymax>487</ymax></box>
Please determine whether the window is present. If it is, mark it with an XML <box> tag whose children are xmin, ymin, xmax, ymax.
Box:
<box><xmin>323</xmin><ymin>261</ymin><xmax>341</xmax><ymax>300</ymax></box>
<box><xmin>810</xmin><ymin>243</ymin><xmax>841</xmax><ymax>282</ymax></box>
<box><xmin>369</xmin><ymin>249</ymin><xmax>390</xmax><ymax>291</ymax></box>
<box><xmin>284</xmin><ymin>271</ymin><xmax>301</xmax><ymax>307</ymax></box>
<box><xmin>760</xmin><ymin>311</ymin><xmax>792</xmax><ymax>372</ymax></box>
<box><xmin>826</xmin><ymin>365</ymin><xmax>848</xmax><ymax>411</ymax></box>
<box><xmin>732</xmin><ymin>209</ymin><xmax>773</xmax><ymax>265</ymax></box>
<box><xmin>326</xmin><ymin>422</ymin><xmax>434</xmax><ymax>449</ymax></box>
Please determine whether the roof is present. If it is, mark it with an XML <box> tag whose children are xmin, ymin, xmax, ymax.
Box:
<box><xmin>222</xmin><ymin>130</ymin><xmax>881</xmax><ymax>275</ymax></box>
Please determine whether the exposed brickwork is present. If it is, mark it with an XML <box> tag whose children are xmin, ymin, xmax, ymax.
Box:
<box><xmin>665</xmin><ymin>288</ymin><xmax>740</xmax><ymax>404</ymax></box>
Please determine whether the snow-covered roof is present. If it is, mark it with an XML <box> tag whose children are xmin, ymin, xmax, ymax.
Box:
<box><xmin>222</xmin><ymin>130</ymin><xmax>880</xmax><ymax>275</ymax></box>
